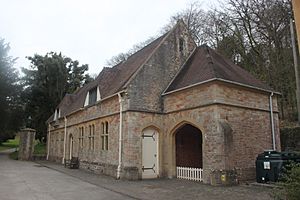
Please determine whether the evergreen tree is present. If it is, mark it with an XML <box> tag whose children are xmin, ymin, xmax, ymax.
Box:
<box><xmin>0</xmin><ymin>38</ymin><xmax>23</xmax><ymax>143</ymax></box>
<box><xmin>22</xmin><ymin>52</ymin><xmax>91</xmax><ymax>141</ymax></box>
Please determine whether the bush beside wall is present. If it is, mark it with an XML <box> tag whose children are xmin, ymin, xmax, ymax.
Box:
<box><xmin>280</xmin><ymin>127</ymin><xmax>300</xmax><ymax>152</ymax></box>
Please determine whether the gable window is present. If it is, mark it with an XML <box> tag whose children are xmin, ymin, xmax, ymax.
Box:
<box><xmin>88</xmin><ymin>124</ymin><xmax>95</xmax><ymax>150</ymax></box>
<box><xmin>101</xmin><ymin>121</ymin><xmax>109</xmax><ymax>150</ymax></box>
<box><xmin>179</xmin><ymin>38</ymin><xmax>185</xmax><ymax>52</ymax></box>
<box><xmin>79</xmin><ymin>127</ymin><xmax>84</xmax><ymax>148</ymax></box>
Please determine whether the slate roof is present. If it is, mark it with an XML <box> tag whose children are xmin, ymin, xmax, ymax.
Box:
<box><xmin>47</xmin><ymin>33</ymin><xmax>167</xmax><ymax>122</ymax></box>
<box><xmin>165</xmin><ymin>45</ymin><xmax>272</xmax><ymax>93</ymax></box>
<box><xmin>48</xmin><ymin>31</ymin><xmax>272</xmax><ymax>123</ymax></box>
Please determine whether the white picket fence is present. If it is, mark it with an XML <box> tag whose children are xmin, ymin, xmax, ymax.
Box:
<box><xmin>176</xmin><ymin>166</ymin><xmax>203</xmax><ymax>182</ymax></box>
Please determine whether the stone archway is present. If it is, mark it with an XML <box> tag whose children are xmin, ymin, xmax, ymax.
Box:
<box><xmin>174</xmin><ymin>124</ymin><xmax>203</xmax><ymax>181</ymax></box>
<box><xmin>175</xmin><ymin>124</ymin><xmax>202</xmax><ymax>168</ymax></box>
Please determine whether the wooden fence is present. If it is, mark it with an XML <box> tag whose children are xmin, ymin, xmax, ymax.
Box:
<box><xmin>176</xmin><ymin>166</ymin><xmax>203</xmax><ymax>182</ymax></box>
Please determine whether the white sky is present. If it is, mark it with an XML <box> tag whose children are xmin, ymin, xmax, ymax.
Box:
<box><xmin>0</xmin><ymin>0</ymin><xmax>217</xmax><ymax>75</ymax></box>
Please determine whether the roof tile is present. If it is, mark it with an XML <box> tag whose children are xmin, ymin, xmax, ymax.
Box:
<box><xmin>165</xmin><ymin>46</ymin><xmax>271</xmax><ymax>93</ymax></box>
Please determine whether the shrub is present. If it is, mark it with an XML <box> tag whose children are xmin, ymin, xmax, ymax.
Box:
<box><xmin>274</xmin><ymin>163</ymin><xmax>300</xmax><ymax>200</ymax></box>
<box><xmin>280</xmin><ymin>127</ymin><xmax>300</xmax><ymax>151</ymax></box>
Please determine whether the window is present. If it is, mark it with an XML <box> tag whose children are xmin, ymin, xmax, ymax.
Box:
<box><xmin>88</xmin><ymin>87</ymin><xmax>97</xmax><ymax>105</ymax></box>
<box><xmin>60</xmin><ymin>131</ymin><xmax>64</xmax><ymax>155</ymax></box>
<box><xmin>88</xmin><ymin>124</ymin><xmax>95</xmax><ymax>150</ymax></box>
<box><xmin>79</xmin><ymin>127</ymin><xmax>84</xmax><ymax>148</ymax></box>
<box><xmin>84</xmin><ymin>86</ymin><xmax>101</xmax><ymax>107</ymax></box>
<box><xmin>54</xmin><ymin>108</ymin><xmax>60</xmax><ymax>120</ymax></box>
<box><xmin>179</xmin><ymin>38</ymin><xmax>184</xmax><ymax>52</ymax></box>
<box><xmin>101</xmin><ymin>121</ymin><xmax>109</xmax><ymax>150</ymax></box>
<box><xmin>56</xmin><ymin>133</ymin><xmax>60</xmax><ymax>155</ymax></box>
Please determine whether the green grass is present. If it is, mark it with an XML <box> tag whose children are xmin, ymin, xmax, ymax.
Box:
<box><xmin>33</xmin><ymin>142</ymin><xmax>46</xmax><ymax>155</ymax></box>
<box><xmin>0</xmin><ymin>138</ymin><xmax>19</xmax><ymax>152</ymax></box>
<box><xmin>1</xmin><ymin>138</ymin><xmax>46</xmax><ymax>160</ymax></box>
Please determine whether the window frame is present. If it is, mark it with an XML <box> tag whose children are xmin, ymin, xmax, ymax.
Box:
<box><xmin>88</xmin><ymin>87</ymin><xmax>97</xmax><ymax>105</ymax></box>
<box><xmin>88</xmin><ymin>124</ymin><xmax>95</xmax><ymax>151</ymax></box>
<box><xmin>79</xmin><ymin>127</ymin><xmax>84</xmax><ymax>148</ymax></box>
<box><xmin>101</xmin><ymin>121</ymin><xmax>109</xmax><ymax>150</ymax></box>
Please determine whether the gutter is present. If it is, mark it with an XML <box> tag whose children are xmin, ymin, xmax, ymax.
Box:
<box><xmin>62</xmin><ymin>117</ymin><xmax>67</xmax><ymax>164</ymax></box>
<box><xmin>117</xmin><ymin>92</ymin><xmax>124</xmax><ymax>179</ymax></box>
<box><xmin>46</xmin><ymin>124</ymin><xmax>51</xmax><ymax>160</ymax></box>
<box><xmin>52</xmin><ymin>90</ymin><xmax>127</xmax><ymax>123</ymax></box>
<box><xmin>162</xmin><ymin>78</ymin><xmax>281</xmax><ymax>96</ymax></box>
<box><xmin>269</xmin><ymin>92</ymin><xmax>276</xmax><ymax>150</ymax></box>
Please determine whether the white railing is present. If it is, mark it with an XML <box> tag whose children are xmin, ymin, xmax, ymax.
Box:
<box><xmin>176</xmin><ymin>166</ymin><xmax>203</xmax><ymax>182</ymax></box>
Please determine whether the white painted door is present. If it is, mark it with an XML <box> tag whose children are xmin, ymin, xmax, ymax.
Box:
<box><xmin>142</xmin><ymin>128</ymin><xmax>158</xmax><ymax>179</ymax></box>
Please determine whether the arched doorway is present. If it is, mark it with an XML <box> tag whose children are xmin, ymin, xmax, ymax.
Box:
<box><xmin>175</xmin><ymin>124</ymin><xmax>203</xmax><ymax>181</ymax></box>
<box><xmin>69</xmin><ymin>134</ymin><xmax>74</xmax><ymax>159</ymax></box>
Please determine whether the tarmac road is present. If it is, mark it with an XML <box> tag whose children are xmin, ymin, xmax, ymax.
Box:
<box><xmin>0</xmin><ymin>149</ymin><xmax>273</xmax><ymax>200</ymax></box>
<box><xmin>0</xmin><ymin>150</ymin><xmax>133</xmax><ymax>200</ymax></box>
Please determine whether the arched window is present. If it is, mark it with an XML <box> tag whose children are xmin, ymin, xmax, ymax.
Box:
<box><xmin>79</xmin><ymin>127</ymin><xmax>84</xmax><ymax>148</ymax></box>
<box><xmin>88</xmin><ymin>124</ymin><xmax>95</xmax><ymax>150</ymax></box>
<box><xmin>101</xmin><ymin>121</ymin><xmax>109</xmax><ymax>150</ymax></box>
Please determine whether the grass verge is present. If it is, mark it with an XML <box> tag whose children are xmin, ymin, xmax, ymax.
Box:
<box><xmin>4</xmin><ymin>139</ymin><xmax>46</xmax><ymax>160</ymax></box>
<box><xmin>33</xmin><ymin>142</ymin><xmax>46</xmax><ymax>155</ymax></box>
<box><xmin>0</xmin><ymin>138</ymin><xmax>19</xmax><ymax>151</ymax></box>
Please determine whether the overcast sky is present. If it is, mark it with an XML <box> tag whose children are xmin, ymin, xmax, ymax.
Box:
<box><xmin>0</xmin><ymin>0</ymin><xmax>217</xmax><ymax>75</ymax></box>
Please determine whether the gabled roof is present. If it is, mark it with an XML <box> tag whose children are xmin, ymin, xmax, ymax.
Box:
<box><xmin>47</xmin><ymin>32</ymin><xmax>167</xmax><ymax>122</ymax></box>
<box><xmin>97</xmin><ymin>33</ymin><xmax>166</xmax><ymax>98</ymax></box>
<box><xmin>165</xmin><ymin>45</ymin><xmax>272</xmax><ymax>93</ymax></box>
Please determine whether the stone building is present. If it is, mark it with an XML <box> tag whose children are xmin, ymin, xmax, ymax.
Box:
<box><xmin>46</xmin><ymin>20</ymin><xmax>280</xmax><ymax>184</ymax></box>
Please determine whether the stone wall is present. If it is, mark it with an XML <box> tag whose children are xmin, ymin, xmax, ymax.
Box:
<box><xmin>127</xmin><ymin>21</ymin><xmax>197</xmax><ymax>112</ymax></box>
<box><xmin>162</xmin><ymin>81</ymin><xmax>280</xmax><ymax>183</ymax></box>
<box><xmin>217</xmin><ymin>105</ymin><xmax>280</xmax><ymax>181</ymax></box>
<box><xmin>47</xmin><ymin>80</ymin><xmax>280</xmax><ymax>183</ymax></box>
<box><xmin>18</xmin><ymin>128</ymin><xmax>36</xmax><ymax>161</ymax></box>
<box><xmin>47</xmin><ymin>95</ymin><xmax>126</xmax><ymax>178</ymax></box>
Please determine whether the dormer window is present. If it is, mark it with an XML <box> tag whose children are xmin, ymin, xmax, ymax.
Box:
<box><xmin>54</xmin><ymin>108</ymin><xmax>60</xmax><ymax>120</ymax></box>
<box><xmin>84</xmin><ymin>86</ymin><xmax>100</xmax><ymax>107</ymax></box>
<box><xmin>88</xmin><ymin>87</ymin><xmax>97</xmax><ymax>105</ymax></box>
<box><xmin>96</xmin><ymin>86</ymin><xmax>101</xmax><ymax>101</ymax></box>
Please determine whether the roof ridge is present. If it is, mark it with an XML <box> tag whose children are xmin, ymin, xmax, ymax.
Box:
<box><xmin>112</xmin><ymin>34</ymin><xmax>167</xmax><ymax>69</ymax></box>
<box><xmin>122</xmin><ymin>20</ymin><xmax>193</xmax><ymax>90</ymax></box>
<box><xmin>203</xmin><ymin>46</ymin><xmax>219</xmax><ymax>78</ymax></box>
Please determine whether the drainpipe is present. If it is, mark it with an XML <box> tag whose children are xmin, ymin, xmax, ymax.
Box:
<box><xmin>46</xmin><ymin>124</ymin><xmax>51</xmax><ymax>160</ymax></box>
<box><xmin>62</xmin><ymin>117</ymin><xmax>67</xmax><ymax>164</ymax></box>
<box><xmin>117</xmin><ymin>92</ymin><xmax>123</xmax><ymax>179</ymax></box>
<box><xmin>269</xmin><ymin>92</ymin><xmax>276</xmax><ymax>150</ymax></box>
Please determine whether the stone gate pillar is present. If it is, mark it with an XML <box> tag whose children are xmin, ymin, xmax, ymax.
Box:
<box><xmin>18</xmin><ymin>128</ymin><xmax>36</xmax><ymax>160</ymax></box>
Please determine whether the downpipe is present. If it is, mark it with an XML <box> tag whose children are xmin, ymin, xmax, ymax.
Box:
<box><xmin>269</xmin><ymin>92</ymin><xmax>276</xmax><ymax>150</ymax></box>
<box><xmin>117</xmin><ymin>92</ymin><xmax>123</xmax><ymax>179</ymax></box>
<box><xmin>62</xmin><ymin>117</ymin><xmax>67</xmax><ymax>164</ymax></box>
<box><xmin>46</xmin><ymin>124</ymin><xmax>51</xmax><ymax>160</ymax></box>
